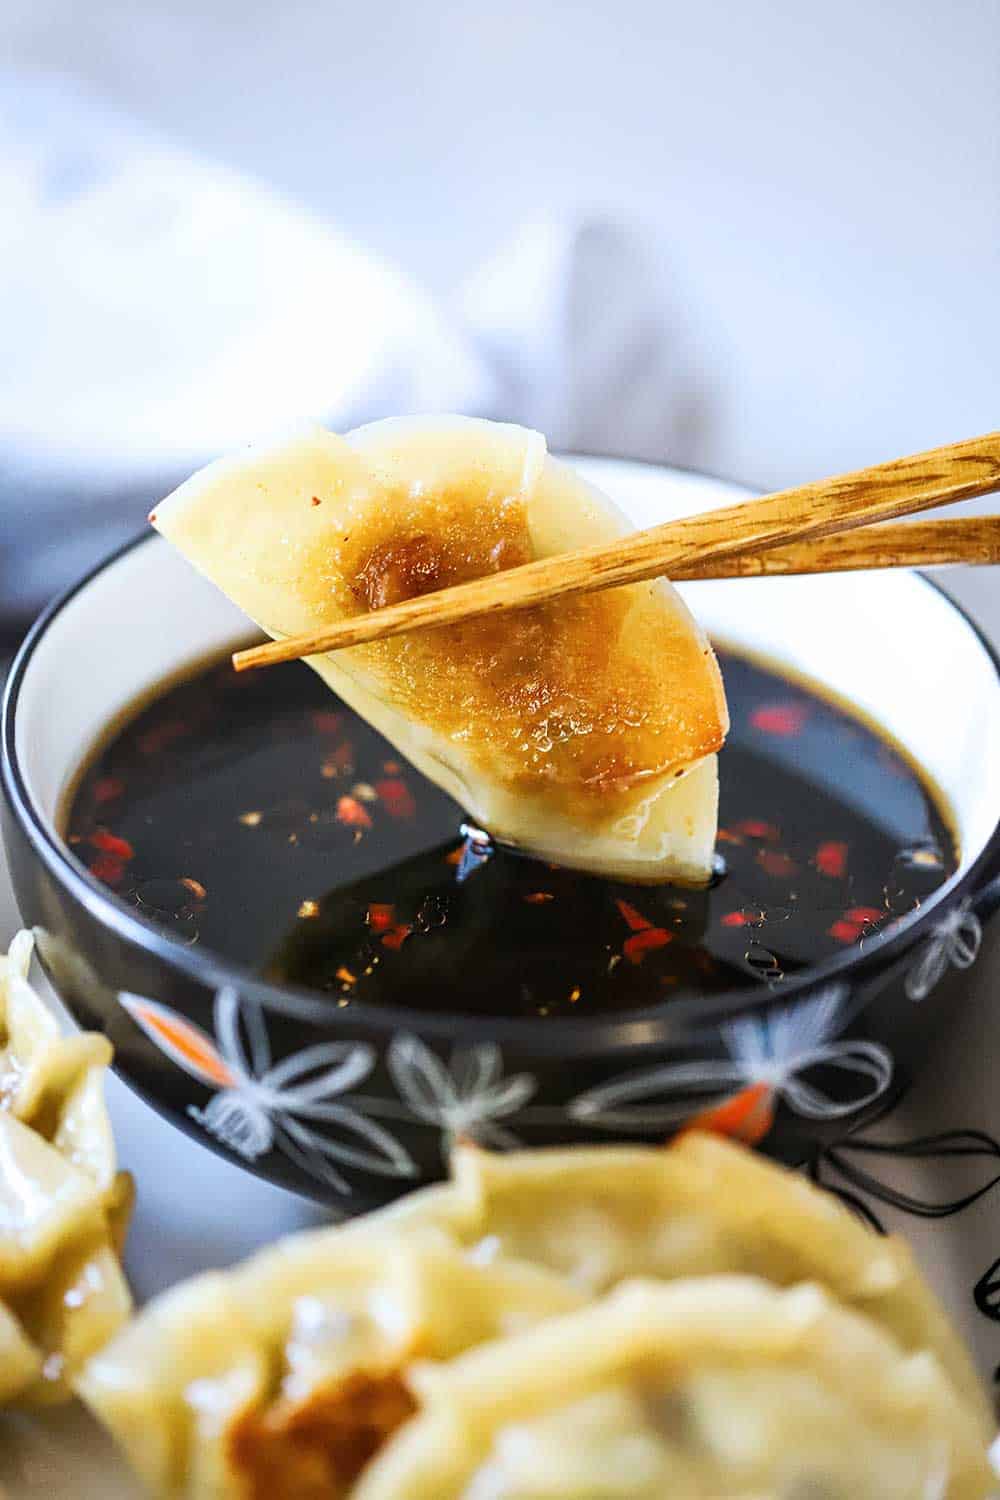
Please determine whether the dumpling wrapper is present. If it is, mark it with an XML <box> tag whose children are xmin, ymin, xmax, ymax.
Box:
<box><xmin>0</xmin><ymin>931</ymin><xmax>132</xmax><ymax>1406</ymax></box>
<box><xmin>362</xmin><ymin>1132</ymin><xmax>991</xmax><ymax>1439</ymax></box>
<box><xmin>78</xmin><ymin>1227</ymin><xmax>585</xmax><ymax>1500</ymax></box>
<box><xmin>80</xmin><ymin>1133</ymin><xmax>991</xmax><ymax>1495</ymax></box>
<box><xmin>357</xmin><ymin>1278</ymin><xmax>993</xmax><ymax>1500</ymax></box>
<box><xmin>151</xmin><ymin>416</ymin><xmax>728</xmax><ymax>883</ymax></box>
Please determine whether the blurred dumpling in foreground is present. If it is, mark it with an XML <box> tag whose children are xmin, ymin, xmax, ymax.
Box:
<box><xmin>79</xmin><ymin>1228</ymin><xmax>583</xmax><ymax>1499</ymax></box>
<box><xmin>357</xmin><ymin>1278</ymin><xmax>993</xmax><ymax>1500</ymax></box>
<box><xmin>368</xmin><ymin>1133</ymin><xmax>991</xmax><ymax>1437</ymax></box>
<box><xmin>0</xmin><ymin>931</ymin><xmax>132</xmax><ymax>1406</ymax></box>
<box><xmin>151</xmin><ymin>416</ymin><xmax>728</xmax><ymax>884</ymax></box>
<box><xmin>79</xmin><ymin>1136</ymin><xmax>992</xmax><ymax>1498</ymax></box>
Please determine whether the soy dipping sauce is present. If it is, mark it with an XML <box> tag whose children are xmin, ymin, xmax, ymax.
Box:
<box><xmin>64</xmin><ymin>647</ymin><xmax>955</xmax><ymax>1017</ymax></box>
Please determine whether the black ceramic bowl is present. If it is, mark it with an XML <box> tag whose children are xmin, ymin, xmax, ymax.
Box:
<box><xmin>3</xmin><ymin>458</ymin><xmax>1000</xmax><ymax>1215</ymax></box>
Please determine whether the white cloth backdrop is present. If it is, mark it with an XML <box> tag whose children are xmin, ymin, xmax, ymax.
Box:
<box><xmin>2</xmin><ymin>0</ymin><xmax>999</xmax><ymax>620</ymax></box>
<box><xmin>0</xmin><ymin>71</ymin><xmax>711</xmax><ymax>623</ymax></box>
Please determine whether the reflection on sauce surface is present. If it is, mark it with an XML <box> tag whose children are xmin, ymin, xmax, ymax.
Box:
<box><xmin>65</xmin><ymin>647</ymin><xmax>955</xmax><ymax>1018</ymax></box>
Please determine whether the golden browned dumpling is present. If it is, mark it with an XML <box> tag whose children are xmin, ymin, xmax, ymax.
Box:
<box><xmin>151</xmin><ymin>417</ymin><xmax>728</xmax><ymax>883</ymax></box>
<box><xmin>0</xmin><ymin>932</ymin><xmax>132</xmax><ymax>1405</ymax></box>
<box><xmin>357</xmin><ymin>1278</ymin><xmax>994</xmax><ymax>1500</ymax></box>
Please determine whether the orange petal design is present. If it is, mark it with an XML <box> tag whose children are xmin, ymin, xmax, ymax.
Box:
<box><xmin>680</xmin><ymin>1082</ymin><xmax>775</xmax><ymax>1146</ymax></box>
<box><xmin>119</xmin><ymin>995</ymin><xmax>235</xmax><ymax>1089</ymax></box>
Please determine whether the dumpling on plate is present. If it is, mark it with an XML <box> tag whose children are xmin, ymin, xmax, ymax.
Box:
<box><xmin>356</xmin><ymin>1277</ymin><xmax>994</xmax><ymax>1500</ymax></box>
<box><xmin>151</xmin><ymin>416</ymin><xmax>728</xmax><ymax>884</ymax></box>
<box><xmin>78</xmin><ymin>1227</ymin><xmax>584</xmax><ymax>1499</ymax></box>
<box><xmin>368</xmin><ymin>1134</ymin><xmax>992</xmax><ymax>1436</ymax></box>
<box><xmin>0</xmin><ymin>931</ymin><xmax>132</xmax><ymax>1405</ymax></box>
<box><xmin>363</xmin><ymin>1133</ymin><xmax>991</xmax><ymax>1437</ymax></box>
<box><xmin>82</xmin><ymin>1132</ymin><xmax>990</xmax><ymax>1484</ymax></box>
<box><xmin>79</xmin><ymin>1135</ymin><xmax>991</xmax><ymax>1497</ymax></box>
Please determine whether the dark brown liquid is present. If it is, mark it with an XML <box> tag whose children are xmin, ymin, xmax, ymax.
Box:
<box><xmin>64</xmin><ymin>648</ymin><xmax>955</xmax><ymax>1017</ymax></box>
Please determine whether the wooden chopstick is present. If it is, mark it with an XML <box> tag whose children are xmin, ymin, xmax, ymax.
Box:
<box><xmin>667</xmin><ymin>515</ymin><xmax>1000</xmax><ymax>579</ymax></box>
<box><xmin>233</xmin><ymin>432</ymin><xmax>1000</xmax><ymax>671</ymax></box>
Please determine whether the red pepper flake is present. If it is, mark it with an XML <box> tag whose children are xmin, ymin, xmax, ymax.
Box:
<box><xmin>445</xmin><ymin>847</ymin><xmax>464</xmax><ymax>866</ymax></box>
<box><xmin>366</xmin><ymin>902</ymin><xmax>412</xmax><ymax>948</ymax></box>
<box><xmin>336</xmin><ymin>795</ymin><xmax>372</xmax><ymax>829</ymax></box>
<box><xmin>716</xmin><ymin>828</ymin><xmax>744</xmax><ymax>846</ymax></box>
<box><xmin>311</xmin><ymin>495</ymin><xmax>322</xmax><ymax>507</ymax></box>
<box><xmin>90</xmin><ymin>829</ymin><xmax>134</xmax><ymax>860</ymax></box>
<box><xmin>180</xmin><ymin>877</ymin><xmax>207</xmax><ymax>901</ymax></box>
<box><xmin>623</xmin><ymin>927</ymin><xmax>673</xmax><ymax>964</ymax></box>
<box><xmin>750</xmin><ymin>703</ymin><xmax>809</xmax><ymax>737</ymax></box>
<box><xmin>815</xmin><ymin>840</ymin><xmax>848</xmax><ymax>878</ymax></box>
<box><xmin>137</xmin><ymin>720</ymin><xmax>188</xmax><ymax>756</ymax></box>
<box><xmin>828</xmin><ymin>906</ymin><xmax>885</xmax><ymax>944</ymax></box>
<box><xmin>93</xmin><ymin>776</ymin><xmax>124</xmax><ymax>805</ymax></box>
<box><xmin>733</xmin><ymin>819</ymin><xmax>780</xmax><ymax>841</ymax></box>
<box><xmin>721</xmin><ymin>911</ymin><xmax>751</xmax><ymax>928</ymax></box>
<box><xmin>616</xmin><ymin>899</ymin><xmax>653</xmax><ymax>932</ymax></box>
<box><xmin>756</xmin><ymin>850</ymin><xmax>798</xmax><ymax>879</ymax></box>
<box><xmin>311</xmin><ymin>711</ymin><xmax>343</xmax><ymax>734</ymax></box>
<box><xmin>525</xmin><ymin>891</ymin><xmax>555</xmax><ymax>904</ymax></box>
<box><xmin>383</xmin><ymin>761</ymin><xmax>402</xmax><ymax>775</ymax></box>
<box><xmin>90</xmin><ymin>852</ymin><xmax>125</xmax><ymax>885</ymax></box>
<box><xmin>321</xmin><ymin>741</ymin><xmax>355</xmax><ymax>779</ymax></box>
<box><xmin>828</xmin><ymin>919</ymin><xmax>859</xmax><ymax>944</ymax></box>
<box><xmin>335</xmin><ymin>966</ymin><xmax>356</xmax><ymax>986</ymax></box>
<box><xmin>846</xmin><ymin>906</ymin><xmax>884</xmax><ymax>926</ymax></box>
<box><xmin>375</xmin><ymin>778</ymin><xmax>416</xmax><ymax>821</ymax></box>
<box><xmin>366</xmin><ymin>902</ymin><xmax>396</xmax><ymax>934</ymax></box>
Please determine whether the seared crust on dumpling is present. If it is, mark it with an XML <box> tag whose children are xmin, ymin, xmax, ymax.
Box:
<box><xmin>356</xmin><ymin>1278</ymin><xmax>993</xmax><ymax>1500</ymax></box>
<box><xmin>0</xmin><ymin>932</ymin><xmax>132</xmax><ymax>1406</ymax></box>
<box><xmin>151</xmin><ymin>416</ymin><xmax>728</xmax><ymax>883</ymax></box>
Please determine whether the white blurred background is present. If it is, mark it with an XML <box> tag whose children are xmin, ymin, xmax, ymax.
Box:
<box><xmin>2</xmin><ymin>0</ymin><xmax>998</xmax><ymax>629</ymax></box>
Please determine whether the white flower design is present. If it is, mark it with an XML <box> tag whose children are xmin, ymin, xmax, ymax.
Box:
<box><xmin>569</xmin><ymin>985</ymin><xmax>892</xmax><ymax>1137</ymax></box>
<box><xmin>387</xmin><ymin>1033</ymin><xmax>537</xmax><ymax>1156</ymax></box>
<box><xmin>905</xmin><ymin>899</ymin><xmax>982</xmax><ymax>1002</ymax></box>
<box><xmin>167</xmin><ymin>987</ymin><xmax>417</xmax><ymax>1193</ymax></box>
